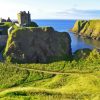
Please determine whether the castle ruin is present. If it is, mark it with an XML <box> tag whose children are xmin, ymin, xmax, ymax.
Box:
<box><xmin>17</xmin><ymin>11</ymin><xmax>31</xmax><ymax>26</ymax></box>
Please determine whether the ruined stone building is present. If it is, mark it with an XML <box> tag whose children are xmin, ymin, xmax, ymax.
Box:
<box><xmin>0</xmin><ymin>17</ymin><xmax>12</xmax><ymax>23</ymax></box>
<box><xmin>17</xmin><ymin>11</ymin><xmax>31</xmax><ymax>26</ymax></box>
<box><xmin>7</xmin><ymin>17</ymin><xmax>12</xmax><ymax>22</ymax></box>
<box><xmin>0</xmin><ymin>18</ymin><xmax>7</xmax><ymax>23</ymax></box>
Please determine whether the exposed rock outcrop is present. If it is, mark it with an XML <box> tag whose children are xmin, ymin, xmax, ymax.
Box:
<box><xmin>4</xmin><ymin>27</ymin><xmax>72</xmax><ymax>63</ymax></box>
<box><xmin>71</xmin><ymin>20</ymin><xmax>100</xmax><ymax>40</ymax></box>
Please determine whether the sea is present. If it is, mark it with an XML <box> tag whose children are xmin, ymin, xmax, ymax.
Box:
<box><xmin>34</xmin><ymin>19</ymin><xmax>100</xmax><ymax>52</ymax></box>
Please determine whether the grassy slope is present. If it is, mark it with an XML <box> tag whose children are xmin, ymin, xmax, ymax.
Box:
<box><xmin>71</xmin><ymin>20</ymin><xmax>100</xmax><ymax>40</ymax></box>
<box><xmin>0</xmin><ymin>50</ymin><xmax>100</xmax><ymax>100</ymax></box>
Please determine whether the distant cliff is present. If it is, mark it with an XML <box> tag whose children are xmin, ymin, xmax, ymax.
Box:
<box><xmin>4</xmin><ymin>27</ymin><xmax>72</xmax><ymax>63</ymax></box>
<box><xmin>71</xmin><ymin>20</ymin><xmax>100</xmax><ymax>40</ymax></box>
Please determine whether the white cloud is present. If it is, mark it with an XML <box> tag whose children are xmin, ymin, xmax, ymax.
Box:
<box><xmin>56</xmin><ymin>9</ymin><xmax>100</xmax><ymax>19</ymax></box>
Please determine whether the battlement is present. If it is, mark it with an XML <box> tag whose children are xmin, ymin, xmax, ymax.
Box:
<box><xmin>18</xmin><ymin>11</ymin><xmax>30</xmax><ymax>15</ymax></box>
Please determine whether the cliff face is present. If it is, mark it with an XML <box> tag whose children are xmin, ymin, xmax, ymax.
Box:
<box><xmin>71</xmin><ymin>20</ymin><xmax>100</xmax><ymax>40</ymax></box>
<box><xmin>4</xmin><ymin>27</ymin><xmax>72</xmax><ymax>63</ymax></box>
<box><xmin>0</xmin><ymin>22</ymin><xmax>13</xmax><ymax>35</ymax></box>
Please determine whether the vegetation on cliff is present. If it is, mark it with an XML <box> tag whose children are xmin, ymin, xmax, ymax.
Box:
<box><xmin>71</xmin><ymin>20</ymin><xmax>100</xmax><ymax>40</ymax></box>
<box><xmin>73</xmin><ymin>48</ymin><xmax>92</xmax><ymax>60</ymax></box>
<box><xmin>0</xmin><ymin>22</ymin><xmax>13</xmax><ymax>28</ymax></box>
<box><xmin>29</xmin><ymin>22</ymin><xmax>38</xmax><ymax>27</ymax></box>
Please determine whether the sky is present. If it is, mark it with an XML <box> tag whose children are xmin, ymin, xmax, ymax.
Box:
<box><xmin>0</xmin><ymin>0</ymin><xmax>100</xmax><ymax>19</ymax></box>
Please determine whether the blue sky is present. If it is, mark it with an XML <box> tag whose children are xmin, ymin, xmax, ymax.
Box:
<box><xmin>0</xmin><ymin>0</ymin><xmax>100</xmax><ymax>19</ymax></box>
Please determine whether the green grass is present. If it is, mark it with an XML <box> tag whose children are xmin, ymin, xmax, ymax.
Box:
<box><xmin>0</xmin><ymin>22</ymin><xmax>13</xmax><ymax>28</ymax></box>
<box><xmin>0</xmin><ymin>22</ymin><xmax>18</xmax><ymax>35</ymax></box>
<box><xmin>0</xmin><ymin>50</ymin><xmax>100</xmax><ymax>99</ymax></box>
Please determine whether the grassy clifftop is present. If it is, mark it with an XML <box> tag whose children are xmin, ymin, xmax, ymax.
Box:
<box><xmin>71</xmin><ymin>20</ymin><xmax>100</xmax><ymax>40</ymax></box>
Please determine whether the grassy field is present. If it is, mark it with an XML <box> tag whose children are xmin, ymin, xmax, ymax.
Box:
<box><xmin>0</xmin><ymin>50</ymin><xmax>100</xmax><ymax>100</ymax></box>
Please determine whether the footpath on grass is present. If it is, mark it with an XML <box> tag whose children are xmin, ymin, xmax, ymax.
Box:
<box><xmin>14</xmin><ymin>66</ymin><xmax>93</xmax><ymax>75</ymax></box>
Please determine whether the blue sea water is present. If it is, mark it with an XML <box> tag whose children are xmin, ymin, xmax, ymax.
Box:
<box><xmin>34</xmin><ymin>20</ymin><xmax>100</xmax><ymax>52</ymax></box>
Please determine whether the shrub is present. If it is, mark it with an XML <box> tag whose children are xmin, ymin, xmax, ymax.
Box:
<box><xmin>86</xmin><ymin>49</ymin><xmax>100</xmax><ymax>64</ymax></box>
<box><xmin>29</xmin><ymin>22</ymin><xmax>38</xmax><ymax>27</ymax></box>
<box><xmin>73</xmin><ymin>48</ymin><xmax>91</xmax><ymax>60</ymax></box>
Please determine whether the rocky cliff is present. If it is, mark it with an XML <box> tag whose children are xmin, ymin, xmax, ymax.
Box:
<box><xmin>4</xmin><ymin>27</ymin><xmax>72</xmax><ymax>63</ymax></box>
<box><xmin>71</xmin><ymin>20</ymin><xmax>100</xmax><ymax>40</ymax></box>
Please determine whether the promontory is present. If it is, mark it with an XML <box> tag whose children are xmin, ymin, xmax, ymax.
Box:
<box><xmin>4</xmin><ymin>27</ymin><xmax>72</xmax><ymax>63</ymax></box>
<box><xmin>71</xmin><ymin>20</ymin><xmax>100</xmax><ymax>40</ymax></box>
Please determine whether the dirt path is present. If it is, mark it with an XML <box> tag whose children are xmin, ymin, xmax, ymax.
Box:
<box><xmin>15</xmin><ymin>66</ymin><xmax>93</xmax><ymax>75</ymax></box>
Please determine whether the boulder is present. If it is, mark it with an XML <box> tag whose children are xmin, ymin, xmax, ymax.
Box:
<box><xmin>4</xmin><ymin>27</ymin><xmax>72</xmax><ymax>63</ymax></box>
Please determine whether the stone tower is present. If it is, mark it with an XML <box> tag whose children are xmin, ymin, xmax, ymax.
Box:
<box><xmin>17</xmin><ymin>11</ymin><xmax>31</xmax><ymax>26</ymax></box>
